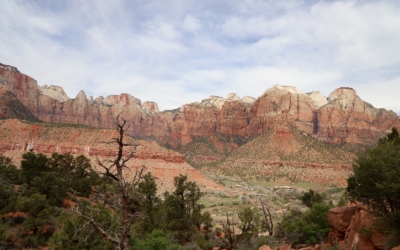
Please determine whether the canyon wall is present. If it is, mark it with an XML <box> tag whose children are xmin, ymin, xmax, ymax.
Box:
<box><xmin>1</xmin><ymin>64</ymin><xmax>399</xmax><ymax>150</ymax></box>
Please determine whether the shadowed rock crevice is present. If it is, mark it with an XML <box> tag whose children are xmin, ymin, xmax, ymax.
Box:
<box><xmin>0</xmin><ymin>85</ymin><xmax>40</xmax><ymax>122</ymax></box>
<box><xmin>313</xmin><ymin>111</ymin><xmax>319</xmax><ymax>134</ymax></box>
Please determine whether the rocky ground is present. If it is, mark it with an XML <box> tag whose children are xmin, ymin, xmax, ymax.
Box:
<box><xmin>201</xmin><ymin>171</ymin><xmax>348</xmax><ymax>241</ymax></box>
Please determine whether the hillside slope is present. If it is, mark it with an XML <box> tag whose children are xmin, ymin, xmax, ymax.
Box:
<box><xmin>229</xmin><ymin>124</ymin><xmax>354</xmax><ymax>165</ymax></box>
<box><xmin>0</xmin><ymin>119</ymin><xmax>226</xmax><ymax>193</ymax></box>
<box><xmin>202</xmin><ymin>124</ymin><xmax>355</xmax><ymax>187</ymax></box>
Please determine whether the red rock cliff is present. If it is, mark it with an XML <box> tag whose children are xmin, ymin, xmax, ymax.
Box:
<box><xmin>1</xmin><ymin>65</ymin><xmax>399</xmax><ymax>149</ymax></box>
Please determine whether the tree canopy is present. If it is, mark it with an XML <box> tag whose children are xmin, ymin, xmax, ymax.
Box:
<box><xmin>301</xmin><ymin>189</ymin><xmax>325</xmax><ymax>209</ymax></box>
<box><xmin>347</xmin><ymin>127</ymin><xmax>400</xmax><ymax>248</ymax></box>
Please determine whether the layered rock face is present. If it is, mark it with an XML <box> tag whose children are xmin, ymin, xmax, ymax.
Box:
<box><xmin>328</xmin><ymin>205</ymin><xmax>388</xmax><ymax>250</ymax></box>
<box><xmin>1</xmin><ymin>64</ymin><xmax>399</xmax><ymax>151</ymax></box>
<box><xmin>0</xmin><ymin>119</ymin><xmax>226</xmax><ymax>193</ymax></box>
<box><xmin>0</xmin><ymin>66</ymin><xmax>154</xmax><ymax>132</ymax></box>
<box><xmin>316</xmin><ymin>88</ymin><xmax>400</xmax><ymax>145</ymax></box>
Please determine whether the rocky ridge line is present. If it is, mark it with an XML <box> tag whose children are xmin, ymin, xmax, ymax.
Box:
<box><xmin>1</xmin><ymin>63</ymin><xmax>399</xmax><ymax>151</ymax></box>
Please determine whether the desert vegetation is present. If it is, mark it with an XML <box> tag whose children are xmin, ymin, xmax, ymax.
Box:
<box><xmin>347</xmin><ymin>127</ymin><xmax>400</xmax><ymax>249</ymax></box>
<box><xmin>0</xmin><ymin>116</ymin><xmax>214</xmax><ymax>249</ymax></box>
<box><xmin>0</xmin><ymin>152</ymin><xmax>214</xmax><ymax>249</ymax></box>
<box><xmin>275</xmin><ymin>190</ymin><xmax>332</xmax><ymax>247</ymax></box>
<box><xmin>196</xmin><ymin>126</ymin><xmax>356</xmax><ymax>188</ymax></box>
<box><xmin>0</xmin><ymin>117</ymin><xmax>399</xmax><ymax>249</ymax></box>
<box><xmin>0</xmin><ymin>151</ymin><xmax>295</xmax><ymax>250</ymax></box>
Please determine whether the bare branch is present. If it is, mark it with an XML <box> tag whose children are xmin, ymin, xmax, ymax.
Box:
<box><xmin>71</xmin><ymin>207</ymin><xmax>120</xmax><ymax>246</ymax></box>
<box><xmin>96</xmin><ymin>156</ymin><xmax>119</xmax><ymax>182</ymax></box>
<box><xmin>260</xmin><ymin>199</ymin><xmax>274</xmax><ymax>235</ymax></box>
<box><xmin>88</xmin><ymin>113</ymin><xmax>145</xmax><ymax>249</ymax></box>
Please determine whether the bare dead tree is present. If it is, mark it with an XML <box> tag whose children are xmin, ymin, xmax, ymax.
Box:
<box><xmin>72</xmin><ymin>114</ymin><xmax>146</xmax><ymax>250</ymax></box>
<box><xmin>260</xmin><ymin>199</ymin><xmax>274</xmax><ymax>236</ymax></box>
<box><xmin>221</xmin><ymin>213</ymin><xmax>239</xmax><ymax>250</ymax></box>
<box><xmin>216</xmin><ymin>207</ymin><xmax>261</xmax><ymax>250</ymax></box>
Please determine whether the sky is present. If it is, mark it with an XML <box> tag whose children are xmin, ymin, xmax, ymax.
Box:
<box><xmin>1</xmin><ymin>0</ymin><xmax>400</xmax><ymax>113</ymax></box>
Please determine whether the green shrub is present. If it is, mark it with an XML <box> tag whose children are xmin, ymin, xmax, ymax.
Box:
<box><xmin>347</xmin><ymin>127</ymin><xmax>400</xmax><ymax>249</ymax></box>
<box><xmin>133</xmin><ymin>229</ymin><xmax>181</xmax><ymax>250</ymax></box>
<box><xmin>276</xmin><ymin>203</ymin><xmax>331</xmax><ymax>246</ymax></box>
<box><xmin>301</xmin><ymin>189</ymin><xmax>324</xmax><ymax>209</ymax></box>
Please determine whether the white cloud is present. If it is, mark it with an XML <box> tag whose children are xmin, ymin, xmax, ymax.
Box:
<box><xmin>0</xmin><ymin>0</ymin><xmax>399</xmax><ymax>113</ymax></box>
<box><xmin>183</xmin><ymin>16</ymin><xmax>202</xmax><ymax>32</ymax></box>
<box><xmin>357</xmin><ymin>77</ymin><xmax>400</xmax><ymax>113</ymax></box>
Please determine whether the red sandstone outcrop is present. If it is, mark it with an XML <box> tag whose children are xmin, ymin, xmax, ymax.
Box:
<box><xmin>258</xmin><ymin>205</ymin><xmax>398</xmax><ymax>250</ymax></box>
<box><xmin>316</xmin><ymin>88</ymin><xmax>400</xmax><ymax>145</ymax></box>
<box><xmin>1</xmin><ymin>63</ymin><xmax>399</xmax><ymax>151</ymax></box>
<box><xmin>327</xmin><ymin>205</ymin><xmax>392</xmax><ymax>250</ymax></box>
<box><xmin>0</xmin><ymin>63</ymin><xmax>20</xmax><ymax>73</ymax></box>
<box><xmin>328</xmin><ymin>206</ymin><xmax>358</xmax><ymax>243</ymax></box>
<box><xmin>0</xmin><ymin>65</ymin><xmax>155</xmax><ymax>131</ymax></box>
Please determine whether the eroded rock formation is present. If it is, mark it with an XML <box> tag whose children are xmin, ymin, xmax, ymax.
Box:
<box><xmin>1</xmin><ymin>63</ymin><xmax>399</xmax><ymax>151</ymax></box>
<box><xmin>328</xmin><ymin>205</ymin><xmax>388</xmax><ymax>250</ymax></box>
<box><xmin>0</xmin><ymin>119</ymin><xmax>226</xmax><ymax>193</ymax></box>
<box><xmin>0</xmin><ymin>66</ymin><xmax>153</xmax><ymax>131</ymax></box>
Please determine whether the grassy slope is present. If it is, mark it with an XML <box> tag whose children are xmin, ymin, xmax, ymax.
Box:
<box><xmin>177</xmin><ymin>133</ymin><xmax>247</xmax><ymax>167</ymax></box>
<box><xmin>196</xmin><ymin>126</ymin><xmax>357</xmax><ymax>186</ymax></box>
<box><xmin>227</xmin><ymin>125</ymin><xmax>355</xmax><ymax>165</ymax></box>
